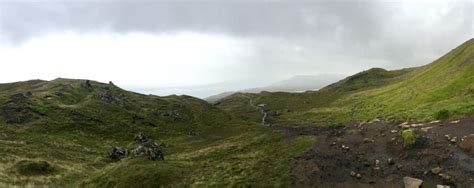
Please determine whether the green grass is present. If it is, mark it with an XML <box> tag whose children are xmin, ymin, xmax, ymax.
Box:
<box><xmin>216</xmin><ymin>38</ymin><xmax>474</xmax><ymax>125</ymax></box>
<box><xmin>0</xmin><ymin>78</ymin><xmax>315</xmax><ymax>187</ymax></box>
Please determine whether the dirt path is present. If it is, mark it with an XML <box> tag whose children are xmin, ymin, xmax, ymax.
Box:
<box><xmin>243</xmin><ymin>95</ymin><xmax>268</xmax><ymax>125</ymax></box>
<box><xmin>277</xmin><ymin>118</ymin><xmax>474</xmax><ymax>187</ymax></box>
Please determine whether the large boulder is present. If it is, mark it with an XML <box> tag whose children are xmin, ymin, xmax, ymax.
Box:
<box><xmin>403</xmin><ymin>176</ymin><xmax>423</xmax><ymax>188</ymax></box>
<box><xmin>109</xmin><ymin>147</ymin><xmax>127</xmax><ymax>160</ymax></box>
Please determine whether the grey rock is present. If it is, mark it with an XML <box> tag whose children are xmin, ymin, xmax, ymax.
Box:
<box><xmin>403</xmin><ymin>176</ymin><xmax>423</xmax><ymax>188</ymax></box>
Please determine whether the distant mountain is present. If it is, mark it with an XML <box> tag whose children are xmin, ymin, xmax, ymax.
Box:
<box><xmin>205</xmin><ymin>74</ymin><xmax>344</xmax><ymax>103</ymax></box>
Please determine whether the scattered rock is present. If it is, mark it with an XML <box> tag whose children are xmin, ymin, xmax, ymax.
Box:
<box><xmin>374</xmin><ymin>159</ymin><xmax>380</xmax><ymax>166</ymax></box>
<box><xmin>134</xmin><ymin>132</ymin><xmax>148</xmax><ymax>143</ymax></box>
<box><xmin>450</xmin><ymin>120</ymin><xmax>460</xmax><ymax>124</ymax></box>
<box><xmin>387</xmin><ymin>158</ymin><xmax>395</xmax><ymax>165</ymax></box>
<box><xmin>391</xmin><ymin>129</ymin><xmax>398</xmax><ymax>133</ymax></box>
<box><xmin>437</xmin><ymin>185</ymin><xmax>450</xmax><ymax>188</ymax></box>
<box><xmin>350</xmin><ymin>171</ymin><xmax>356</xmax><ymax>177</ymax></box>
<box><xmin>370</xmin><ymin>118</ymin><xmax>381</xmax><ymax>123</ymax></box>
<box><xmin>109</xmin><ymin>147</ymin><xmax>127</xmax><ymax>160</ymax></box>
<box><xmin>421</xmin><ymin>126</ymin><xmax>433</xmax><ymax>132</ymax></box>
<box><xmin>363</xmin><ymin>138</ymin><xmax>374</xmax><ymax>143</ymax></box>
<box><xmin>431</xmin><ymin>166</ymin><xmax>442</xmax><ymax>174</ymax></box>
<box><xmin>438</xmin><ymin>173</ymin><xmax>451</xmax><ymax>181</ymax></box>
<box><xmin>403</xmin><ymin>176</ymin><xmax>423</xmax><ymax>188</ymax></box>
<box><xmin>450</xmin><ymin>137</ymin><xmax>457</xmax><ymax>144</ymax></box>
<box><xmin>410</xmin><ymin>123</ymin><xmax>425</xmax><ymax>128</ymax></box>
<box><xmin>356</xmin><ymin>173</ymin><xmax>362</xmax><ymax>179</ymax></box>
<box><xmin>430</xmin><ymin>120</ymin><xmax>441</xmax><ymax>124</ymax></box>
<box><xmin>341</xmin><ymin>145</ymin><xmax>350</xmax><ymax>151</ymax></box>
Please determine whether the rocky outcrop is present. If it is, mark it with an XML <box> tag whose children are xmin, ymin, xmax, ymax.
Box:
<box><xmin>0</xmin><ymin>93</ymin><xmax>43</xmax><ymax>124</ymax></box>
<box><xmin>109</xmin><ymin>147</ymin><xmax>127</xmax><ymax>160</ymax></box>
<box><xmin>403</xmin><ymin>177</ymin><xmax>423</xmax><ymax>188</ymax></box>
<box><xmin>99</xmin><ymin>90</ymin><xmax>114</xmax><ymax>102</ymax></box>
<box><xmin>110</xmin><ymin>132</ymin><xmax>164</xmax><ymax>161</ymax></box>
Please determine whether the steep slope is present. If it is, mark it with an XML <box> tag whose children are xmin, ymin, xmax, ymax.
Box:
<box><xmin>216</xmin><ymin>38</ymin><xmax>474</xmax><ymax>125</ymax></box>
<box><xmin>0</xmin><ymin>79</ymin><xmax>314</xmax><ymax>187</ymax></box>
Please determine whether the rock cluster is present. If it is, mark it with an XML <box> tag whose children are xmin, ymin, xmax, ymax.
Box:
<box><xmin>109</xmin><ymin>132</ymin><xmax>165</xmax><ymax>161</ymax></box>
<box><xmin>99</xmin><ymin>90</ymin><xmax>114</xmax><ymax>102</ymax></box>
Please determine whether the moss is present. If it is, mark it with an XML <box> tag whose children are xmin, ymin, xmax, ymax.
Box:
<box><xmin>434</xmin><ymin>109</ymin><xmax>451</xmax><ymax>120</ymax></box>
<box><xmin>401</xmin><ymin>129</ymin><xmax>417</xmax><ymax>149</ymax></box>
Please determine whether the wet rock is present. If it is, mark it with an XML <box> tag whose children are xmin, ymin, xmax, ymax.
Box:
<box><xmin>403</xmin><ymin>176</ymin><xmax>423</xmax><ymax>188</ymax></box>
<box><xmin>109</xmin><ymin>147</ymin><xmax>127</xmax><ymax>160</ymax></box>
<box><xmin>431</xmin><ymin>167</ymin><xmax>442</xmax><ymax>174</ymax></box>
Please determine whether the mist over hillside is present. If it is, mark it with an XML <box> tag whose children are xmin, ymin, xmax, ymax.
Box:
<box><xmin>205</xmin><ymin>74</ymin><xmax>344</xmax><ymax>102</ymax></box>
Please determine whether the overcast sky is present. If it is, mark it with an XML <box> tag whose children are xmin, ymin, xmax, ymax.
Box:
<box><xmin>0</xmin><ymin>0</ymin><xmax>473</xmax><ymax>98</ymax></box>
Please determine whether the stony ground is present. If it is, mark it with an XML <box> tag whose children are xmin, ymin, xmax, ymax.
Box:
<box><xmin>276</xmin><ymin>117</ymin><xmax>474</xmax><ymax>188</ymax></box>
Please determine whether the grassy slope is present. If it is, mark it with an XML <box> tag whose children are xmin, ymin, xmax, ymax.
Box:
<box><xmin>216</xmin><ymin>38</ymin><xmax>474</xmax><ymax>125</ymax></box>
<box><xmin>0</xmin><ymin>79</ymin><xmax>314</xmax><ymax>187</ymax></box>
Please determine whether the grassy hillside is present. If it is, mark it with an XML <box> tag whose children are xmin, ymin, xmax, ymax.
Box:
<box><xmin>0</xmin><ymin>79</ymin><xmax>314</xmax><ymax>187</ymax></box>
<box><xmin>216</xmin><ymin>38</ymin><xmax>474</xmax><ymax>125</ymax></box>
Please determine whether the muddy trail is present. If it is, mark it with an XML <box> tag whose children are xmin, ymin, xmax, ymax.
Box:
<box><xmin>276</xmin><ymin>117</ymin><xmax>474</xmax><ymax>187</ymax></box>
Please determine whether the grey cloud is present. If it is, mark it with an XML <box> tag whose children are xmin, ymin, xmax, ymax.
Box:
<box><xmin>0</xmin><ymin>0</ymin><xmax>473</xmax><ymax>97</ymax></box>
